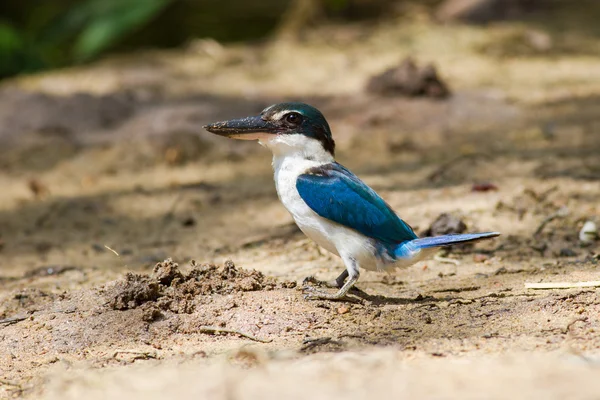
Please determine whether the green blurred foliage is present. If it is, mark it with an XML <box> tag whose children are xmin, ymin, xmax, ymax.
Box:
<box><xmin>0</xmin><ymin>21</ymin><xmax>28</xmax><ymax>76</ymax></box>
<box><xmin>0</xmin><ymin>0</ymin><xmax>174</xmax><ymax>79</ymax></box>
<box><xmin>0</xmin><ymin>0</ymin><xmax>377</xmax><ymax>80</ymax></box>
<box><xmin>60</xmin><ymin>0</ymin><xmax>172</xmax><ymax>62</ymax></box>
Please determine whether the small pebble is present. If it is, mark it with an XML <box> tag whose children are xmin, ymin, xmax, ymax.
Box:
<box><xmin>473</xmin><ymin>253</ymin><xmax>490</xmax><ymax>263</ymax></box>
<box><xmin>579</xmin><ymin>221</ymin><xmax>598</xmax><ymax>244</ymax></box>
<box><xmin>337</xmin><ymin>305</ymin><xmax>350</xmax><ymax>315</ymax></box>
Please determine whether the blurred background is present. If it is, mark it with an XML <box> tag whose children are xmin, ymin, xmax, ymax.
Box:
<box><xmin>0</xmin><ymin>0</ymin><xmax>598</xmax><ymax>267</ymax></box>
<box><xmin>1</xmin><ymin>2</ymin><xmax>600</xmax><ymax>396</ymax></box>
<box><xmin>0</xmin><ymin>0</ymin><xmax>598</xmax><ymax>274</ymax></box>
<box><xmin>1</xmin><ymin>0</ymin><xmax>599</xmax><ymax>79</ymax></box>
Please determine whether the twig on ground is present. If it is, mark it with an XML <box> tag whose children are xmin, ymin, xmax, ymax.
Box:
<box><xmin>198</xmin><ymin>326</ymin><xmax>272</xmax><ymax>343</ymax></box>
<box><xmin>0</xmin><ymin>316</ymin><xmax>28</xmax><ymax>326</ymax></box>
<box><xmin>534</xmin><ymin>206</ymin><xmax>569</xmax><ymax>236</ymax></box>
<box><xmin>300</xmin><ymin>337</ymin><xmax>344</xmax><ymax>351</ymax></box>
<box><xmin>525</xmin><ymin>281</ymin><xmax>600</xmax><ymax>290</ymax></box>
<box><xmin>432</xmin><ymin>286</ymin><xmax>480</xmax><ymax>293</ymax></box>
<box><xmin>0</xmin><ymin>379</ymin><xmax>22</xmax><ymax>387</ymax></box>
<box><xmin>104</xmin><ymin>245</ymin><xmax>120</xmax><ymax>256</ymax></box>
<box><xmin>112</xmin><ymin>350</ymin><xmax>157</xmax><ymax>360</ymax></box>
<box><xmin>564</xmin><ymin>317</ymin><xmax>588</xmax><ymax>335</ymax></box>
<box><xmin>338</xmin><ymin>333</ymin><xmax>366</xmax><ymax>340</ymax></box>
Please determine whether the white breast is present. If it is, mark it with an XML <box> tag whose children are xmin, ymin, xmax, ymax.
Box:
<box><xmin>272</xmin><ymin>154</ymin><xmax>382</xmax><ymax>271</ymax></box>
<box><xmin>274</xmin><ymin>155</ymin><xmax>336</xmax><ymax>252</ymax></box>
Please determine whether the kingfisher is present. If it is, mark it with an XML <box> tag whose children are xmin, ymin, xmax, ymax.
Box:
<box><xmin>204</xmin><ymin>102</ymin><xmax>499</xmax><ymax>300</ymax></box>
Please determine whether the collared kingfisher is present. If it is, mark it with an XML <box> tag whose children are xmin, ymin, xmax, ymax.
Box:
<box><xmin>205</xmin><ymin>102</ymin><xmax>499</xmax><ymax>300</ymax></box>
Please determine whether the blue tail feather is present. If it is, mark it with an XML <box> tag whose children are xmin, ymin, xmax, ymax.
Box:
<box><xmin>411</xmin><ymin>232</ymin><xmax>500</xmax><ymax>249</ymax></box>
<box><xmin>394</xmin><ymin>232</ymin><xmax>499</xmax><ymax>259</ymax></box>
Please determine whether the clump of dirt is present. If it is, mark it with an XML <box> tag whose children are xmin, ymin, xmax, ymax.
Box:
<box><xmin>423</xmin><ymin>213</ymin><xmax>467</xmax><ymax>236</ymax></box>
<box><xmin>366</xmin><ymin>58</ymin><xmax>450</xmax><ymax>98</ymax></box>
<box><xmin>422</xmin><ymin>213</ymin><xmax>474</xmax><ymax>253</ymax></box>
<box><xmin>183</xmin><ymin>259</ymin><xmax>281</xmax><ymax>295</ymax></box>
<box><xmin>152</xmin><ymin>258</ymin><xmax>184</xmax><ymax>286</ymax></box>
<box><xmin>108</xmin><ymin>273</ymin><xmax>161</xmax><ymax>311</ymax></box>
<box><xmin>106</xmin><ymin>259</ymin><xmax>296</xmax><ymax>313</ymax></box>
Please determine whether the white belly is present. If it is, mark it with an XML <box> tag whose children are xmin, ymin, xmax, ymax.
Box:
<box><xmin>273</xmin><ymin>156</ymin><xmax>382</xmax><ymax>270</ymax></box>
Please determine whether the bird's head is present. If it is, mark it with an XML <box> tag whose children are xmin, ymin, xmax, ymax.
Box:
<box><xmin>204</xmin><ymin>102</ymin><xmax>335</xmax><ymax>159</ymax></box>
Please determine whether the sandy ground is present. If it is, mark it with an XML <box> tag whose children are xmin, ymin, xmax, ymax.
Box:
<box><xmin>1</xmin><ymin>6</ymin><xmax>600</xmax><ymax>399</ymax></box>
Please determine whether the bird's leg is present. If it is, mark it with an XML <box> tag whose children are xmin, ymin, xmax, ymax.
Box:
<box><xmin>302</xmin><ymin>269</ymin><xmax>348</xmax><ymax>289</ymax></box>
<box><xmin>334</xmin><ymin>269</ymin><xmax>349</xmax><ymax>288</ymax></box>
<box><xmin>303</xmin><ymin>257</ymin><xmax>359</xmax><ymax>300</ymax></box>
<box><xmin>303</xmin><ymin>271</ymin><xmax>359</xmax><ymax>300</ymax></box>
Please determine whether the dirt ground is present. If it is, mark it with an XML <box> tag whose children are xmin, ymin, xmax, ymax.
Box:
<box><xmin>1</xmin><ymin>6</ymin><xmax>600</xmax><ymax>399</ymax></box>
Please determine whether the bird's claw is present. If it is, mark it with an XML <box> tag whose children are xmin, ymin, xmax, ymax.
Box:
<box><xmin>301</xmin><ymin>282</ymin><xmax>333</xmax><ymax>300</ymax></box>
<box><xmin>303</xmin><ymin>291</ymin><xmax>331</xmax><ymax>300</ymax></box>
<box><xmin>302</xmin><ymin>275</ymin><xmax>338</xmax><ymax>289</ymax></box>
<box><xmin>301</xmin><ymin>274</ymin><xmax>359</xmax><ymax>301</ymax></box>
<box><xmin>302</xmin><ymin>289</ymin><xmax>361</xmax><ymax>302</ymax></box>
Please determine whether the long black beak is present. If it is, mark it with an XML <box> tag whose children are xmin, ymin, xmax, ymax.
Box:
<box><xmin>204</xmin><ymin>115</ymin><xmax>276</xmax><ymax>139</ymax></box>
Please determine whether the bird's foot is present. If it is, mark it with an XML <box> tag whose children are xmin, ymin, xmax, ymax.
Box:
<box><xmin>301</xmin><ymin>277</ymin><xmax>344</xmax><ymax>300</ymax></box>
<box><xmin>302</xmin><ymin>286</ymin><xmax>350</xmax><ymax>301</ymax></box>
<box><xmin>302</xmin><ymin>275</ymin><xmax>340</xmax><ymax>289</ymax></box>
<box><xmin>301</xmin><ymin>273</ymin><xmax>359</xmax><ymax>302</ymax></box>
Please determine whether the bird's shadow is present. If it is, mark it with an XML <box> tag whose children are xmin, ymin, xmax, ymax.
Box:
<box><xmin>302</xmin><ymin>279</ymin><xmax>464</xmax><ymax>306</ymax></box>
<box><xmin>343</xmin><ymin>287</ymin><xmax>440</xmax><ymax>306</ymax></box>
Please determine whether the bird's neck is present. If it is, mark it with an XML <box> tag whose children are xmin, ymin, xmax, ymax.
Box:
<box><xmin>261</xmin><ymin>135</ymin><xmax>335</xmax><ymax>172</ymax></box>
<box><xmin>271</xmin><ymin>151</ymin><xmax>334</xmax><ymax>190</ymax></box>
<box><xmin>272</xmin><ymin>150</ymin><xmax>334</xmax><ymax>179</ymax></box>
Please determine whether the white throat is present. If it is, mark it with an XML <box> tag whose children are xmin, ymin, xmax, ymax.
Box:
<box><xmin>262</xmin><ymin>134</ymin><xmax>334</xmax><ymax>219</ymax></box>
<box><xmin>259</xmin><ymin>134</ymin><xmax>334</xmax><ymax>168</ymax></box>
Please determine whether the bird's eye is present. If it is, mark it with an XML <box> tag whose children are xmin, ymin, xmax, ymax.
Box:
<box><xmin>285</xmin><ymin>112</ymin><xmax>302</xmax><ymax>125</ymax></box>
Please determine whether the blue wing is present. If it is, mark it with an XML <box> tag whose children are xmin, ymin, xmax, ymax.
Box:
<box><xmin>296</xmin><ymin>162</ymin><xmax>417</xmax><ymax>244</ymax></box>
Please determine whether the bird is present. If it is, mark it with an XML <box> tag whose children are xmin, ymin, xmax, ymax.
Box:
<box><xmin>204</xmin><ymin>102</ymin><xmax>499</xmax><ymax>300</ymax></box>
